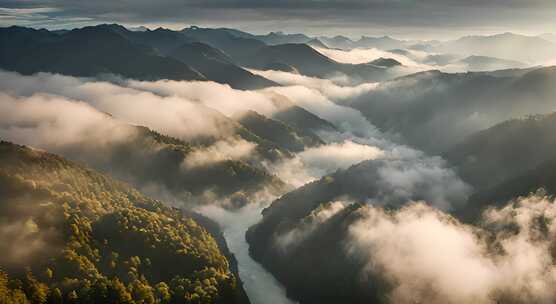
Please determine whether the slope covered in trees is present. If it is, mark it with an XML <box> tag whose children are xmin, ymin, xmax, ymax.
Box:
<box><xmin>0</xmin><ymin>141</ymin><xmax>249</xmax><ymax>304</ymax></box>
<box><xmin>234</xmin><ymin>111</ymin><xmax>323</xmax><ymax>153</ymax></box>
<box><xmin>56</xmin><ymin>125</ymin><xmax>287</xmax><ymax>207</ymax></box>
<box><xmin>0</xmin><ymin>26</ymin><xmax>205</xmax><ymax>82</ymax></box>
<box><xmin>444</xmin><ymin>112</ymin><xmax>556</xmax><ymax>190</ymax></box>
<box><xmin>345</xmin><ymin>66</ymin><xmax>556</xmax><ymax>153</ymax></box>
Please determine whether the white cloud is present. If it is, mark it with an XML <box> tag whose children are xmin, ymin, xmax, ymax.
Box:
<box><xmin>126</xmin><ymin>79</ymin><xmax>282</xmax><ymax>117</ymax></box>
<box><xmin>0</xmin><ymin>92</ymin><xmax>136</xmax><ymax>149</ymax></box>
<box><xmin>347</xmin><ymin>194</ymin><xmax>556</xmax><ymax>304</ymax></box>
<box><xmin>314</xmin><ymin>46</ymin><xmax>431</xmax><ymax>69</ymax></box>
<box><xmin>267</xmin><ymin>140</ymin><xmax>384</xmax><ymax>187</ymax></box>
<box><xmin>275</xmin><ymin>200</ymin><xmax>350</xmax><ymax>252</ymax></box>
<box><xmin>182</xmin><ymin>138</ymin><xmax>256</xmax><ymax>169</ymax></box>
<box><xmin>250</xmin><ymin>68</ymin><xmax>378</xmax><ymax>99</ymax></box>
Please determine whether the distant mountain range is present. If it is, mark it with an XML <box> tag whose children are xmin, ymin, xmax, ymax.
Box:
<box><xmin>179</xmin><ymin>27</ymin><xmax>404</xmax><ymax>83</ymax></box>
<box><xmin>0</xmin><ymin>24</ymin><xmax>414</xmax><ymax>88</ymax></box>
<box><xmin>0</xmin><ymin>25</ymin><xmax>205</xmax><ymax>81</ymax></box>
<box><xmin>3</xmin><ymin>23</ymin><xmax>550</xmax><ymax>90</ymax></box>
<box><xmin>248</xmin><ymin>43</ymin><xmax>395</xmax><ymax>82</ymax></box>
<box><xmin>0</xmin><ymin>24</ymin><xmax>281</xmax><ymax>90</ymax></box>
<box><xmin>344</xmin><ymin>66</ymin><xmax>556</xmax><ymax>153</ymax></box>
<box><xmin>458</xmin><ymin>55</ymin><xmax>528</xmax><ymax>71</ymax></box>
<box><xmin>434</xmin><ymin>32</ymin><xmax>556</xmax><ymax>63</ymax></box>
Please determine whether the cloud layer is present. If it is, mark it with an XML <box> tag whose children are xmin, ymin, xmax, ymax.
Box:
<box><xmin>1</xmin><ymin>0</ymin><xmax>555</xmax><ymax>39</ymax></box>
<box><xmin>348</xmin><ymin>194</ymin><xmax>556</xmax><ymax>304</ymax></box>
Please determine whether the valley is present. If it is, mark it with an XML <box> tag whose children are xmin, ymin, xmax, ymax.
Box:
<box><xmin>1</xmin><ymin>15</ymin><xmax>556</xmax><ymax>304</ymax></box>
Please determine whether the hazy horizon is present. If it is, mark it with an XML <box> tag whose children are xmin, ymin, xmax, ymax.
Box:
<box><xmin>1</xmin><ymin>0</ymin><xmax>555</xmax><ymax>40</ymax></box>
<box><xmin>2</xmin><ymin>2</ymin><xmax>556</xmax><ymax>304</ymax></box>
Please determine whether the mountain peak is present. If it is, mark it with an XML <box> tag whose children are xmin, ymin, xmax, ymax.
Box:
<box><xmin>370</xmin><ymin>57</ymin><xmax>402</xmax><ymax>67</ymax></box>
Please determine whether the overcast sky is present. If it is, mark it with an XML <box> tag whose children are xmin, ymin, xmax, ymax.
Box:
<box><xmin>1</xmin><ymin>0</ymin><xmax>555</xmax><ymax>39</ymax></box>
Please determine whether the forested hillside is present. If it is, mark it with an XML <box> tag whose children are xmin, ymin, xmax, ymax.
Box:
<box><xmin>0</xmin><ymin>141</ymin><xmax>248</xmax><ymax>304</ymax></box>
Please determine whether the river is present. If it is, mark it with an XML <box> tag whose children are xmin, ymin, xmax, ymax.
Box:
<box><xmin>196</xmin><ymin>203</ymin><xmax>297</xmax><ymax>304</ymax></box>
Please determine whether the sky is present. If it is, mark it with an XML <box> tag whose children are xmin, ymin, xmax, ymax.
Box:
<box><xmin>0</xmin><ymin>0</ymin><xmax>555</xmax><ymax>39</ymax></box>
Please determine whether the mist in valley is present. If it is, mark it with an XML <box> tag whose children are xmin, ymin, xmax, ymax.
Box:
<box><xmin>1</xmin><ymin>7</ymin><xmax>556</xmax><ymax>303</ymax></box>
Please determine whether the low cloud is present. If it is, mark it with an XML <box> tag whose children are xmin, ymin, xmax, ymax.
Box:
<box><xmin>0</xmin><ymin>71</ymin><xmax>238</xmax><ymax>139</ymax></box>
<box><xmin>182</xmin><ymin>138</ymin><xmax>256</xmax><ymax>169</ymax></box>
<box><xmin>275</xmin><ymin>200</ymin><xmax>350</xmax><ymax>252</ymax></box>
<box><xmin>314</xmin><ymin>47</ymin><xmax>428</xmax><ymax>68</ymax></box>
<box><xmin>263</xmin><ymin>85</ymin><xmax>382</xmax><ymax>139</ymax></box>
<box><xmin>0</xmin><ymin>218</ymin><xmax>59</xmax><ymax>267</ymax></box>
<box><xmin>126</xmin><ymin>79</ymin><xmax>281</xmax><ymax>117</ymax></box>
<box><xmin>250</xmin><ymin>69</ymin><xmax>378</xmax><ymax>99</ymax></box>
<box><xmin>372</xmin><ymin>156</ymin><xmax>471</xmax><ymax>211</ymax></box>
<box><xmin>0</xmin><ymin>92</ymin><xmax>136</xmax><ymax>150</ymax></box>
<box><xmin>267</xmin><ymin>140</ymin><xmax>384</xmax><ymax>187</ymax></box>
<box><xmin>347</xmin><ymin>194</ymin><xmax>556</xmax><ymax>304</ymax></box>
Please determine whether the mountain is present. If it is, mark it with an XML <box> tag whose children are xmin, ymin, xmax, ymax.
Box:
<box><xmin>317</xmin><ymin>35</ymin><xmax>410</xmax><ymax>50</ymax></box>
<box><xmin>444</xmin><ymin>113</ymin><xmax>556</xmax><ymax>190</ymax></box>
<box><xmin>129</xmin><ymin>25</ymin><xmax>149</xmax><ymax>32</ymax></box>
<box><xmin>422</xmin><ymin>53</ymin><xmax>461</xmax><ymax>66</ymax></box>
<box><xmin>306</xmin><ymin>38</ymin><xmax>328</xmax><ymax>49</ymax></box>
<box><xmin>91</xmin><ymin>24</ymin><xmax>277</xmax><ymax>90</ymax></box>
<box><xmin>46</xmin><ymin>122</ymin><xmax>287</xmax><ymax>207</ymax></box>
<box><xmin>318</xmin><ymin>35</ymin><xmax>355</xmax><ymax>49</ymax></box>
<box><xmin>344</xmin><ymin>66</ymin><xmax>556</xmax><ymax>153</ymax></box>
<box><xmin>356</xmin><ymin>35</ymin><xmax>407</xmax><ymax>50</ymax></box>
<box><xmin>0</xmin><ymin>140</ymin><xmax>249</xmax><ymax>304</ymax></box>
<box><xmin>269</xmin><ymin>95</ymin><xmax>339</xmax><ymax>135</ymax></box>
<box><xmin>460</xmin><ymin>159</ymin><xmax>556</xmax><ymax>222</ymax></box>
<box><xmin>169</xmin><ymin>42</ymin><xmax>278</xmax><ymax>89</ymax></box>
<box><xmin>0</xmin><ymin>25</ymin><xmax>205</xmax><ymax>81</ymax></box>
<box><xmin>234</xmin><ymin>110</ymin><xmax>324</xmax><ymax>153</ymax></box>
<box><xmin>369</xmin><ymin>57</ymin><xmax>402</xmax><ymax>68</ymax></box>
<box><xmin>256</xmin><ymin>32</ymin><xmax>312</xmax><ymax>45</ymax></box>
<box><xmin>436</xmin><ymin>32</ymin><xmax>556</xmax><ymax>63</ymax></box>
<box><xmin>458</xmin><ymin>55</ymin><xmax>528</xmax><ymax>71</ymax></box>
<box><xmin>103</xmin><ymin>24</ymin><xmax>196</xmax><ymax>55</ymax></box>
<box><xmin>202</xmin><ymin>27</ymin><xmax>259</xmax><ymax>40</ymax></box>
<box><xmin>181</xmin><ymin>26</ymin><xmax>267</xmax><ymax>65</ymax></box>
<box><xmin>248</xmin><ymin>43</ymin><xmax>392</xmax><ymax>82</ymax></box>
<box><xmin>0</xmin><ymin>24</ymin><xmax>279</xmax><ymax>90</ymax></box>
<box><xmin>246</xmin><ymin>155</ymin><xmax>468</xmax><ymax>304</ymax></box>
<box><xmin>262</xmin><ymin>62</ymin><xmax>299</xmax><ymax>73</ymax></box>
<box><xmin>246</xmin><ymin>164</ymin><xmax>385</xmax><ymax>304</ymax></box>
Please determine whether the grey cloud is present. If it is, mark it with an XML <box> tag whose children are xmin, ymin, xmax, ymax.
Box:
<box><xmin>0</xmin><ymin>0</ymin><xmax>555</xmax><ymax>38</ymax></box>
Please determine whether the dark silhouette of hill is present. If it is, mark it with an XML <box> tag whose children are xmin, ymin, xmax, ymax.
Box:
<box><xmin>0</xmin><ymin>25</ymin><xmax>205</xmax><ymax>81</ymax></box>
<box><xmin>234</xmin><ymin>110</ymin><xmax>324</xmax><ymax>153</ymax></box>
<box><xmin>256</xmin><ymin>32</ymin><xmax>312</xmax><ymax>45</ymax></box>
<box><xmin>0</xmin><ymin>24</ymin><xmax>279</xmax><ymax>89</ymax></box>
<box><xmin>169</xmin><ymin>42</ymin><xmax>277</xmax><ymax>89</ymax></box>
<box><xmin>181</xmin><ymin>26</ymin><xmax>267</xmax><ymax>65</ymax></box>
<box><xmin>370</xmin><ymin>57</ymin><xmax>402</xmax><ymax>67</ymax></box>
<box><xmin>459</xmin><ymin>55</ymin><xmax>527</xmax><ymax>71</ymax></box>
<box><xmin>460</xmin><ymin>160</ymin><xmax>556</xmax><ymax>222</ymax></box>
<box><xmin>249</xmin><ymin>43</ymin><xmax>392</xmax><ymax>82</ymax></box>
<box><xmin>346</xmin><ymin>66</ymin><xmax>556</xmax><ymax>153</ymax></box>
<box><xmin>306</xmin><ymin>38</ymin><xmax>328</xmax><ymax>49</ymax></box>
<box><xmin>444</xmin><ymin>113</ymin><xmax>556</xmax><ymax>190</ymax></box>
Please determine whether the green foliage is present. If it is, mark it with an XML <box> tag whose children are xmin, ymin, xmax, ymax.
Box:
<box><xmin>0</xmin><ymin>141</ymin><xmax>241</xmax><ymax>304</ymax></box>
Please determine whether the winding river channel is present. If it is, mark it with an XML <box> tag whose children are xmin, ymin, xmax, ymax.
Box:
<box><xmin>197</xmin><ymin>203</ymin><xmax>297</xmax><ymax>304</ymax></box>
